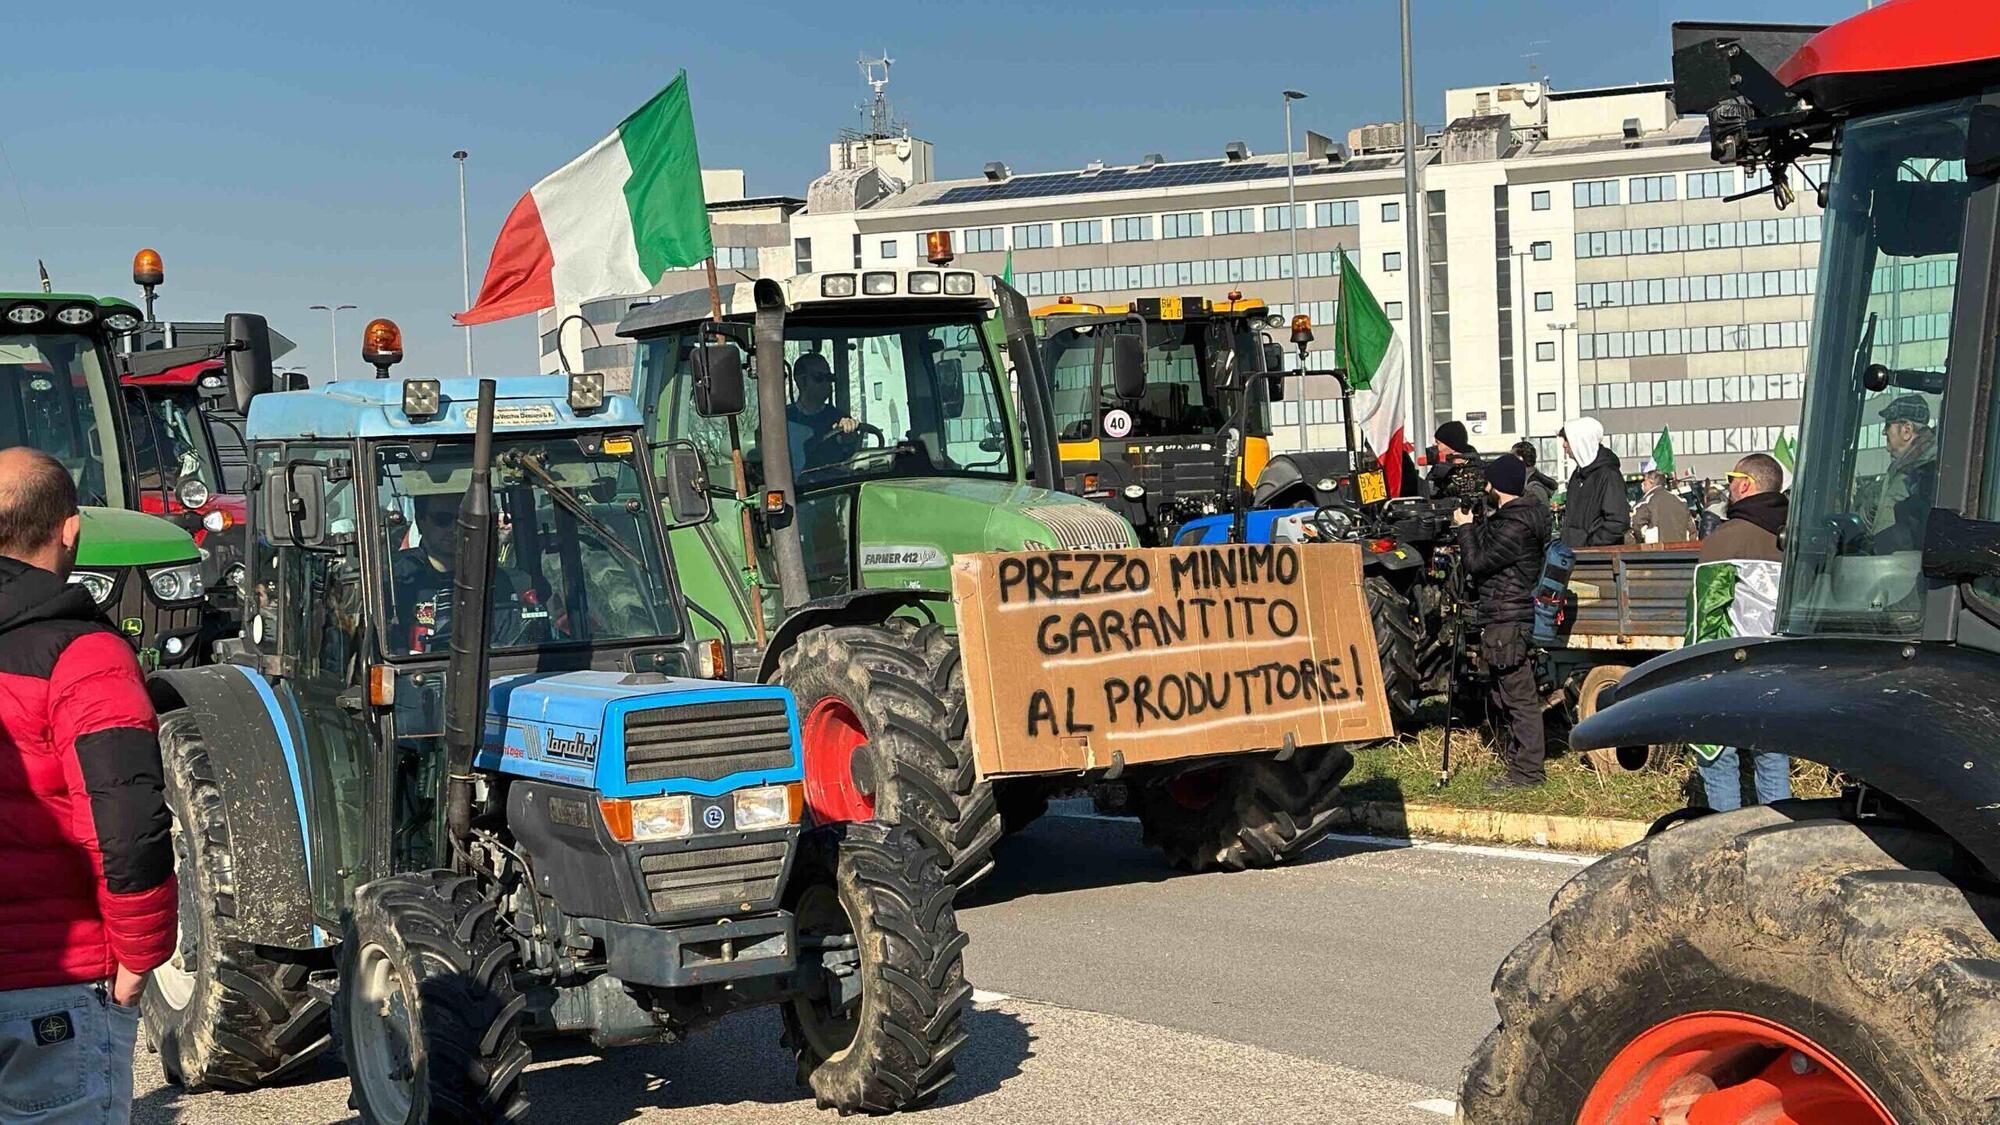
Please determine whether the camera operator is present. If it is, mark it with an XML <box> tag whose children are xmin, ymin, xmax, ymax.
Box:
<box><xmin>1429</xmin><ymin>420</ymin><xmax>1483</xmax><ymax>502</ymax></box>
<box><xmin>1451</xmin><ymin>454</ymin><xmax>1551</xmax><ymax>789</ymax></box>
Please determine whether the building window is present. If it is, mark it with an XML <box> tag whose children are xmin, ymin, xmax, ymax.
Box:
<box><xmin>1381</xmin><ymin>201</ymin><xmax>1400</xmax><ymax>222</ymax></box>
<box><xmin>1535</xmin><ymin>341</ymin><xmax>1556</xmax><ymax>361</ymax></box>
<box><xmin>1266</xmin><ymin>203</ymin><xmax>1309</xmax><ymax>231</ymax></box>
<box><xmin>852</xmin><ymin>233</ymin><xmax>863</xmax><ymax>268</ymax></box>
<box><xmin>1628</xmin><ymin>174</ymin><xmax>1676</xmax><ymax>204</ymax></box>
<box><xmin>1573</xmin><ymin>215</ymin><xmax>1822</xmax><ymax>259</ymax></box>
<box><xmin>880</xmin><ymin>239</ymin><xmax>899</xmax><ymax>260</ymax></box>
<box><xmin>1383</xmin><ymin>251</ymin><xmax>1402</xmax><ymax>271</ymax></box>
<box><xmin>1385</xmin><ymin>301</ymin><xmax>1403</xmax><ymax>320</ymax></box>
<box><xmin>1211</xmin><ymin>207</ymin><xmax>1255</xmax><ymax>235</ymax></box>
<box><xmin>794</xmin><ymin>237</ymin><xmax>813</xmax><ymax>274</ymax></box>
<box><xmin>1531</xmin><ymin>240</ymin><xmax>1553</xmax><ymax>261</ymax></box>
<box><xmin>1537</xmin><ymin>392</ymin><xmax>1557</xmax><ymax>411</ymax></box>
<box><xmin>963</xmin><ymin>226</ymin><xmax>1004</xmax><ymax>253</ymax></box>
<box><xmin>1574</xmin><ymin>179</ymin><xmax>1620</xmax><ymax>208</ymax></box>
<box><xmin>1531</xmin><ymin>189</ymin><xmax>1551</xmax><ymax>211</ymax></box>
<box><xmin>1162</xmin><ymin>211</ymin><xmax>1205</xmax><ymax>239</ymax></box>
<box><xmin>1574</xmin><ymin>265</ymin><xmax>1827</xmax><ymax>310</ymax></box>
<box><xmin>1011</xmin><ymin>223</ymin><xmax>1053</xmax><ymax>249</ymax></box>
<box><xmin>715</xmin><ymin>245</ymin><xmax>756</xmax><ymax>270</ymax></box>
<box><xmin>1110</xmin><ymin>215</ymin><xmax>1153</xmax><ymax>242</ymax></box>
<box><xmin>1687</xmin><ymin>170</ymin><xmax>1735</xmax><ymax>199</ymax></box>
<box><xmin>539</xmin><ymin>327</ymin><xmax>559</xmax><ymax>355</ymax></box>
<box><xmin>1533</xmin><ymin>291</ymin><xmax>1554</xmax><ymax>312</ymax></box>
<box><xmin>1310</xmin><ymin>200</ymin><xmax>1357</xmax><ymax>228</ymax></box>
<box><xmin>1061</xmin><ymin>219</ymin><xmax>1102</xmax><ymax>246</ymax></box>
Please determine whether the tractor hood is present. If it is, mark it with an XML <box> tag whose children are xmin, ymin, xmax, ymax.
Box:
<box><xmin>855</xmin><ymin>478</ymin><xmax>1136</xmax><ymax>558</ymax></box>
<box><xmin>76</xmin><ymin>506</ymin><xmax>200</xmax><ymax>567</ymax></box>
<box><xmin>474</xmin><ymin>670</ymin><xmax>801</xmax><ymax>798</ymax></box>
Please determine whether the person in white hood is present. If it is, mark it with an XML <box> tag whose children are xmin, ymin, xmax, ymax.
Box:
<box><xmin>1557</xmin><ymin>417</ymin><xmax>1630</xmax><ymax>548</ymax></box>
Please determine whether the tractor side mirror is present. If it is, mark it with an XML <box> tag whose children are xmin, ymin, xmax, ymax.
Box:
<box><xmin>691</xmin><ymin>342</ymin><xmax>745</xmax><ymax>417</ymax></box>
<box><xmin>657</xmin><ymin>443</ymin><xmax>713</xmax><ymax>528</ymax></box>
<box><xmin>936</xmin><ymin>358</ymin><xmax>965</xmax><ymax>419</ymax></box>
<box><xmin>261</xmin><ymin>463</ymin><xmax>328</xmax><ymax>546</ymax></box>
<box><xmin>223</xmin><ymin>312</ymin><xmax>275</xmax><ymax>413</ymax></box>
<box><xmin>1110</xmin><ymin>334</ymin><xmax>1148</xmax><ymax>400</ymax></box>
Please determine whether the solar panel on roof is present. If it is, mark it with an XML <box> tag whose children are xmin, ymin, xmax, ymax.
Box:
<box><xmin>923</xmin><ymin>160</ymin><xmax>1343</xmax><ymax>206</ymax></box>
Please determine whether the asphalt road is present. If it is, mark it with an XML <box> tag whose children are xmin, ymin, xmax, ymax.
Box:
<box><xmin>134</xmin><ymin>809</ymin><xmax>1577</xmax><ymax>1124</ymax></box>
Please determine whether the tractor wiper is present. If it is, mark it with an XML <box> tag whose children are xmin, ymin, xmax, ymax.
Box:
<box><xmin>508</xmin><ymin>452</ymin><xmax>649</xmax><ymax>575</ymax></box>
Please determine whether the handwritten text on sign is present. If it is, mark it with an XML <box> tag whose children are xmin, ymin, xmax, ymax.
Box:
<box><xmin>952</xmin><ymin>544</ymin><xmax>1393</xmax><ymax>776</ymax></box>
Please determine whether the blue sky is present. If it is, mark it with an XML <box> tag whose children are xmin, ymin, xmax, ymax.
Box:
<box><xmin>5</xmin><ymin>0</ymin><xmax>1839</xmax><ymax>379</ymax></box>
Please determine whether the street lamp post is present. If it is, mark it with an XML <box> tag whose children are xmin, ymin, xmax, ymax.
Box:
<box><xmin>454</xmin><ymin>150</ymin><xmax>474</xmax><ymax>377</ymax></box>
<box><xmin>1399</xmin><ymin>0</ymin><xmax>1427</xmax><ymax>433</ymax></box>
<box><xmin>1283</xmin><ymin>89</ymin><xmax>1307</xmax><ymax>452</ymax></box>
<box><xmin>309</xmin><ymin>303</ymin><xmax>357</xmax><ymax>382</ymax></box>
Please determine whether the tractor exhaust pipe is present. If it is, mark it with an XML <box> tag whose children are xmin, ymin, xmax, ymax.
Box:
<box><xmin>752</xmin><ymin>278</ymin><xmax>810</xmax><ymax>610</ymax></box>
<box><xmin>444</xmin><ymin>378</ymin><xmax>499</xmax><ymax>856</ymax></box>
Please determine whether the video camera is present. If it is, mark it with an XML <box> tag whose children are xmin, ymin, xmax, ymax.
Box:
<box><xmin>1432</xmin><ymin>450</ymin><xmax>1491</xmax><ymax>517</ymax></box>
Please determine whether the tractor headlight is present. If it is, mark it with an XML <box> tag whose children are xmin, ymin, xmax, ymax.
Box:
<box><xmin>627</xmin><ymin>795</ymin><xmax>693</xmax><ymax>842</ymax></box>
<box><xmin>944</xmin><ymin>271</ymin><xmax>976</xmax><ymax>295</ymax></box>
<box><xmin>733</xmin><ymin>784</ymin><xmax>800</xmax><ymax>832</ymax></box>
<box><xmin>177</xmin><ymin>478</ymin><xmax>210</xmax><ymax>510</ymax></box>
<box><xmin>907</xmin><ymin>271</ymin><xmax>942</xmax><ymax>295</ymax></box>
<box><xmin>862</xmin><ymin>271</ymin><xmax>897</xmax><ymax>296</ymax></box>
<box><xmin>69</xmin><ymin>570</ymin><xmax>115</xmax><ymax>606</ymax></box>
<box><xmin>146</xmin><ymin>562</ymin><xmax>205</xmax><ymax>603</ymax></box>
<box><xmin>202</xmin><ymin>509</ymin><xmax>228</xmax><ymax>533</ymax></box>
<box><xmin>4</xmin><ymin>304</ymin><xmax>47</xmax><ymax>326</ymax></box>
<box><xmin>1122</xmin><ymin>484</ymin><xmax>1146</xmax><ymax>501</ymax></box>
<box><xmin>402</xmin><ymin>378</ymin><xmax>441</xmax><ymax>420</ymax></box>
<box><xmin>54</xmin><ymin>305</ymin><xmax>97</xmax><ymax>327</ymax></box>
<box><xmin>102</xmin><ymin>311</ymin><xmax>143</xmax><ymax>334</ymax></box>
<box><xmin>821</xmin><ymin>274</ymin><xmax>857</xmax><ymax>298</ymax></box>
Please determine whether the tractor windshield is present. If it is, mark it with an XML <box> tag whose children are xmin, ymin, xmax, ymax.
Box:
<box><xmin>0</xmin><ymin>332</ymin><xmax>120</xmax><ymax>506</ymax></box>
<box><xmin>1043</xmin><ymin>319</ymin><xmax>1262</xmax><ymax>442</ymax></box>
<box><xmin>135</xmin><ymin>388</ymin><xmax>223</xmax><ymax>499</ymax></box>
<box><xmin>373</xmin><ymin>434</ymin><xmax>680</xmax><ymax>656</ymax></box>
<box><xmin>1781</xmin><ymin>97</ymin><xmax>1973</xmax><ymax>638</ymax></box>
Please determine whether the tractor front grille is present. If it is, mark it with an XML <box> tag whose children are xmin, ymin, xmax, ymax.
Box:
<box><xmin>624</xmin><ymin>698</ymin><xmax>794</xmax><ymax>785</ymax></box>
<box><xmin>640</xmin><ymin>839</ymin><xmax>789</xmax><ymax>915</ymax></box>
<box><xmin>107</xmin><ymin>567</ymin><xmax>205</xmax><ymax>669</ymax></box>
<box><xmin>1021</xmin><ymin>502</ymin><xmax>1136</xmax><ymax>550</ymax></box>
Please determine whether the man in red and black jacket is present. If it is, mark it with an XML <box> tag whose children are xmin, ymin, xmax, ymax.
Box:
<box><xmin>0</xmin><ymin>447</ymin><xmax>175</xmax><ymax>1124</ymax></box>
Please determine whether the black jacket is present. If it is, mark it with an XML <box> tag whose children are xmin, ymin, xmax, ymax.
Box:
<box><xmin>1456</xmin><ymin>497</ymin><xmax>1550</xmax><ymax>625</ymax></box>
<box><xmin>1560</xmin><ymin>448</ymin><xmax>1630</xmax><ymax>548</ymax></box>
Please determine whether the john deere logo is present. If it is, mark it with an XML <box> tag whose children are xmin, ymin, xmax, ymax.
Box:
<box><xmin>121</xmin><ymin>618</ymin><xmax>143</xmax><ymax>636</ymax></box>
<box><xmin>33</xmin><ymin>1012</ymin><xmax>72</xmax><ymax>1046</ymax></box>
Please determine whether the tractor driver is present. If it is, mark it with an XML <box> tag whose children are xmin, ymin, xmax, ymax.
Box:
<box><xmin>1867</xmin><ymin>394</ymin><xmax>1938</xmax><ymax>553</ymax></box>
<box><xmin>391</xmin><ymin>492</ymin><xmax>531</xmax><ymax>653</ymax></box>
<box><xmin>787</xmin><ymin>352</ymin><xmax>862</xmax><ymax>471</ymax></box>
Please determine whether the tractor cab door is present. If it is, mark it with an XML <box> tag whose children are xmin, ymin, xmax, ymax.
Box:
<box><xmin>248</xmin><ymin>441</ymin><xmax>382</xmax><ymax>921</ymax></box>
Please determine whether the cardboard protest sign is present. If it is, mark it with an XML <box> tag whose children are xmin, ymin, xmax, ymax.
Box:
<box><xmin>951</xmin><ymin>543</ymin><xmax>1393</xmax><ymax>777</ymax></box>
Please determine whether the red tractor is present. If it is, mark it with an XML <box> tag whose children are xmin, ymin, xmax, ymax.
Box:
<box><xmin>1463</xmin><ymin>5</ymin><xmax>2000</xmax><ymax>1122</ymax></box>
<box><xmin>120</xmin><ymin>350</ymin><xmax>248</xmax><ymax>607</ymax></box>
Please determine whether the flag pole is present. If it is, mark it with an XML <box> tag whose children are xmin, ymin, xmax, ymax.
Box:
<box><xmin>707</xmin><ymin>254</ymin><xmax>768</xmax><ymax>648</ymax></box>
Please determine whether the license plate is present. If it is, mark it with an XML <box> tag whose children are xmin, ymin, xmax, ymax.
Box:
<box><xmin>1356</xmin><ymin>470</ymin><xmax>1388</xmax><ymax>505</ymax></box>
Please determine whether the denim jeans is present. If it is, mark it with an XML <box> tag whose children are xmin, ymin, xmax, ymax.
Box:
<box><xmin>0</xmin><ymin>981</ymin><xmax>139</xmax><ymax>1124</ymax></box>
<box><xmin>1697</xmin><ymin>746</ymin><xmax>1793</xmax><ymax>813</ymax></box>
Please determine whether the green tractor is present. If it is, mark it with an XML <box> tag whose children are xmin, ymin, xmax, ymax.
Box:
<box><xmin>620</xmin><ymin>264</ymin><xmax>1351</xmax><ymax>881</ymax></box>
<box><xmin>0</xmin><ymin>290</ymin><xmax>251</xmax><ymax>666</ymax></box>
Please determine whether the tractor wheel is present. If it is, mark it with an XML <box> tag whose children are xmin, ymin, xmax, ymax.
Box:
<box><xmin>1460</xmin><ymin>801</ymin><xmax>2000</xmax><ymax>1123</ymax></box>
<box><xmin>1133</xmin><ymin>746</ymin><xmax>1354</xmax><ymax>873</ymax></box>
<box><xmin>774</xmin><ymin>620</ymin><xmax>1001</xmax><ymax>890</ymax></box>
<box><xmin>334</xmin><ymin>872</ymin><xmax>530</xmax><ymax>1125</ymax></box>
<box><xmin>783</xmin><ymin>823</ymin><xmax>971</xmax><ymax>1114</ymax></box>
<box><xmin>143</xmin><ymin>712</ymin><xmax>330</xmax><ymax>1091</ymax></box>
<box><xmin>1573</xmin><ymin>664</ymin><xmax>1669</xmax><ymax>773</ymax></box>
<box><xmin>1364</xmin><ymin>574</ymin><xmax>1424</xmax><ymax>730</ymax></box>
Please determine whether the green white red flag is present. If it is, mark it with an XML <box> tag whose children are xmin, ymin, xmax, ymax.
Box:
<box><xmin>456</xmin><ymin>72</ymin><xmax>713</xmax><ymax>326</ymax></box>
<box><xmin>1333</xmin><ymin>249</ymin><xmax>1413</xmax><ymax>495</ymax></box>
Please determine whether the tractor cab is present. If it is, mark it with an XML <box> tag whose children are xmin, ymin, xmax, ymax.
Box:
<box><xmin>1035</xmin><ymin>293</ymin><xmax>1284</xmax><ymax>544</ymax></box>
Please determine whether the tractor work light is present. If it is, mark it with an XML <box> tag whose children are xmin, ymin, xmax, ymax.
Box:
<box><xmin>907</xmin><ymin>271</ymin><xmax>942</xmax><ymax>294</ymax></box>
<box><xmin>146</xmin><ymin>562</ymin><xmax>205</xmax><ymax>603</ymax></box>
<box><xmin>102</xmin><ymin>311</ymin><xmax>143</xmax><ymax>333</ymax></box>
<box><xmin>599</xmin><ymin>794</ymin><xmax>692</xmax><ymax>843</ymax></box>
<box><xmin>944</xmin><ymin>272</ymin><xmax>976</xmax><ymax>295</ymax></box>
<box><xmin>68</xmin><ymin>570</ymin><xmax>114</xmax><ymax>606</ymax></box>
<box><xmin>361</xmin><ymin>317</ymin><xmax>404</xmax><ymax>376</ymax></box>
<box><xmin>202</xmin><ymin>509</ymin><xmax>230</xmax><ymax>534</ymax></box>
<box><xmin>733</xmin><ymin>784</ymin><xmax>803</xmax><ymax>832</ymax></box>
<box><xmin>821</xmin><ymin>273</ymin><xmax>857</xmax><ymax>298</ymax></box>
<box><xmin>696</xmin><ymin>637</ymin><xmax>727</xmax><ymax>680</ymax></box>
<box><xmin>54</xmin><ymin>305</ymin><xmax>97</xmax><ymax>326</ymax></box>
<box><xmin>925</xmin><ymin>230</ymin><xmax>955</xmax><ymax>265</ymax></box>
<box><xmin>402</xmin><ymin>378</ymin><xmax>441</xmax><ymax>420</ymax></box>
<box><xmin>568</xmin><ymin>371</ymin><xmax>605</xmax><ymax>412</ymax></box>
<box><xmin>5</xmin><ymin>304</ymin><xmax>46</xmax><ymax>326</ymax></box>
<box><xmin>132</xmin><ymin>248</ymin><xmax>164</xmax><ymax>288</ymax></box>
<box><xmin>862</xmin><ymin>271</ymin><xmax>897</xmax><ymax>296</ymax></box>
<box><xmin>176</xmin><ymin>478</ymin><xmax>210</xmax><ymax>510</ymax></box>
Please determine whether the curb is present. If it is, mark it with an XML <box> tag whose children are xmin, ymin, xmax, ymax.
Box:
<box><xmin>1329</xmin><ymin>800</ymin><xmax>1649</xmax><ymax>854</ymax></box>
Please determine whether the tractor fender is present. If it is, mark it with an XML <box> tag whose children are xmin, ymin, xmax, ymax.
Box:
<box><xmin>757</xmin><ymin>589</ymin><xmax>951</xmax><ymax>682</ymax></box>
<box><xmin>1362</xmin><ymin>542</ymin><xmax>1424</xmax><ymax>573</ymax></box>
<box><xmin>147</xmin><ymin>664</ymin><xmax>318</xmax><ymax>948</ymax></box>
<box><xmin>1574</xmin><ymin>635</ymin><xmax>2000</xmax><ymax>877</ymax></box>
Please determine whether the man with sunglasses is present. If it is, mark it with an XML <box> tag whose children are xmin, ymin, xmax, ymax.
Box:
<box><xmin>1688</xmin><ymin>453</ymin><xmax>1790</xmax><ymax>810</ymax></box>
<box><xmin>786</xmin><ymin>352</ymin><xmax>861</xmax><ymax>471</ymax></box>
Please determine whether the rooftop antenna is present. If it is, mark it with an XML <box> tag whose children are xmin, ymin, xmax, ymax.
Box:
<box><xmin>1523</xmin><ymin>41</ymin><xmax>1550</xmax><ymax>81</ymax></box>
<box><xmin>859</xmin><ymin>51</ymin><xmax>897</xmax><ymax>139</ymax></box>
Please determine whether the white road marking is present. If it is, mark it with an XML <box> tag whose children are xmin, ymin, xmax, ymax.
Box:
<box><xmin>1408</xmin><ymin>1097</ymin><xmax>1458</xmax><ymax>1116</ymax></box>
<box><xmin>1043</xmin><ymin>801</ymin><xmax>1598</xmax><ymax>866</ymax></box>
<box><xmin>971</xmin><ymin>989</ymin><xmax>1011</xmax><ymax>1004</ymax></box>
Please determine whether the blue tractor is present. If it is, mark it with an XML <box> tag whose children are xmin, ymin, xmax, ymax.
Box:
<box><xmin>138</xmin><ymin>335</ymin><xmax>969</xmax><ymax>1122</ymax></box>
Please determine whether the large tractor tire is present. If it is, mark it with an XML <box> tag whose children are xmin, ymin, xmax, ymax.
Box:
<box><xmin>774</xmin><ymin>620</ymin><xmax>1001</xmax><ymax>890</ymax></box>
<box><xmin>143</xmin><ymin>712</ymin><xmax>330</xmax><ymax>1091</ymax></box>
<box><xmin>783</xmin><ymin>823</ymin><xmax>972</xmax><ymax>1114</ymax></box>
<box><xmin>1570</xmin><ymin>663</ymin><xmax>1668</xmax><ymax>773</ymax></box>
<box><xmin>1134</xmin><ymin>746</ymin><xmax>1354</xmax><ymax>873</ymax></box>
<box><xmin>1364</xmin><ymin>574</ymin><xmax>1424</xmax><ymax>730</ymax></box>
<box><xmin>334</xmin><ymin>872</ymin><xmax>531</xmax><ymax>1125</ymax></box>
<box><xmin>1460</xmin><ymin>800</ymin><xmax>2000</xmax><ymax>1123</ymax></box>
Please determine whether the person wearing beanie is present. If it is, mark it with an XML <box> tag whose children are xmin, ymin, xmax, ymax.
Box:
<box><xmin>1428</xmin><ymin>420</ymin><xmax>1481</xmax><ymax>498</ymax></box>
<box><xmin>1451</xmin><ymin>453</ymin><xmax>1552</xmax><ymax>788</ymax></box>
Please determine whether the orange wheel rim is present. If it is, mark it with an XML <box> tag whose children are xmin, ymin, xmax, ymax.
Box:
<box><xmin>800</xmin><ymin>697</ymin><xmax>875</xmax><ymax>824</ymax></box>
<box><xmin>1582</xmin><ymin>1010</ymin><xmax>1895</xmax><ymax>1125</ymax></box>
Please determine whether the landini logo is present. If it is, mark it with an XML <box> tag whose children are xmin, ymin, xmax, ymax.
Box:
<box><xmin>544</xmin><ymin>729</ymin><xmax>600</xmax><ymax>765</ymax></box>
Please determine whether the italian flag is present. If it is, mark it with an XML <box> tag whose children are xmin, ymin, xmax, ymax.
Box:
<box><xmin>1333</xmin><ymin>249</ymin><xmax>1414</xmax><ymax>496</ymax></box>
<box><xmin>456</xmin><ymin>72</ymin><xmax>714</xmax><ymax>326</ymax></box>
